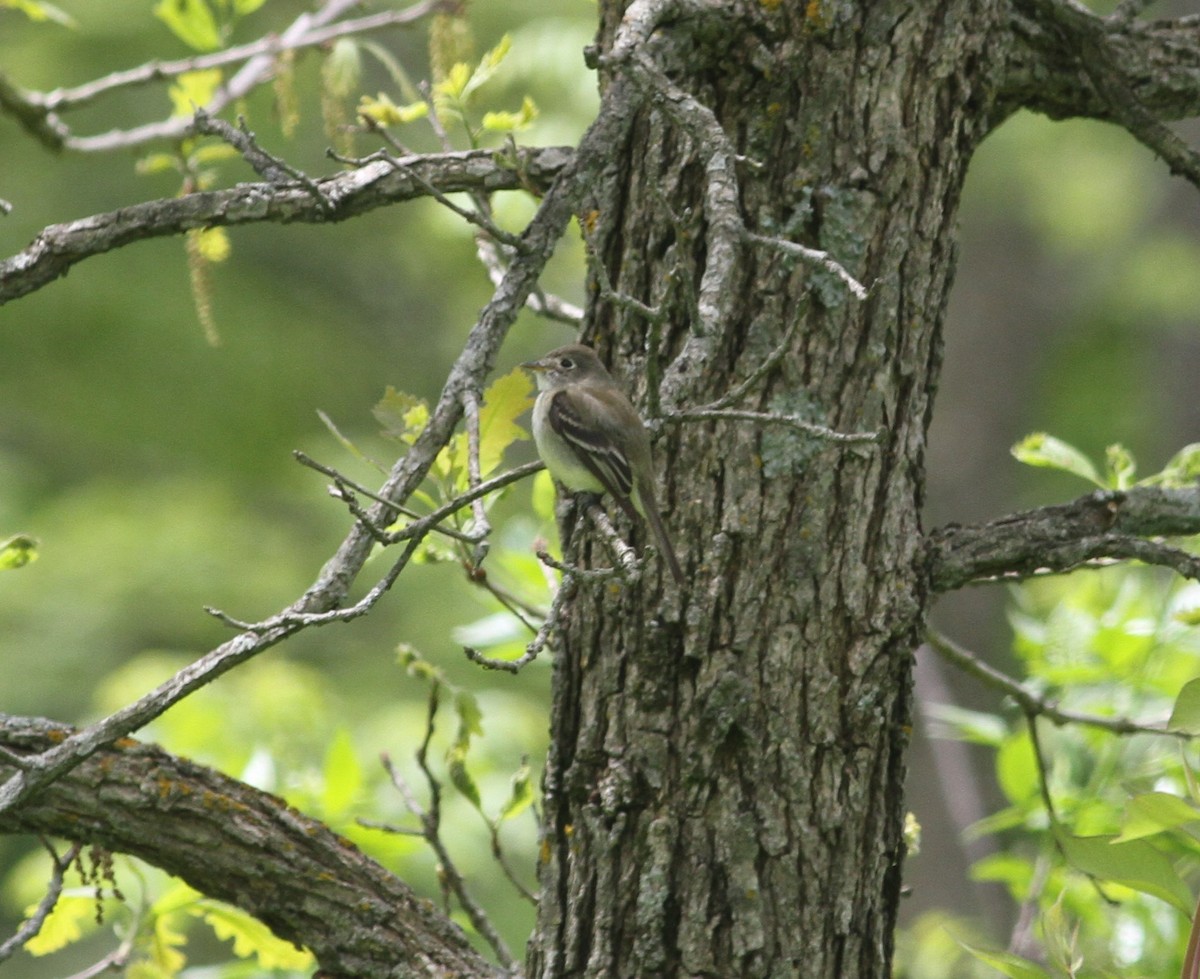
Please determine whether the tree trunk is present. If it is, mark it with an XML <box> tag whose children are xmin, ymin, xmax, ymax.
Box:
<box><xmin>528</xmin><ymin>5</ymin><xmax>1005</xmax><ymax>976</ymax></box>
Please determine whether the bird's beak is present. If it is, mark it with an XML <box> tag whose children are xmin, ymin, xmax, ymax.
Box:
<box><xmin>521</xmin><ymin>358</ymin><xmax>547</xmax><ymax>372</ymax></box>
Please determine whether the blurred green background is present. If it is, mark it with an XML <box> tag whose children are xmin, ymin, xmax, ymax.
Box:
<box><xmin>2</xmin><ymin>0</ymin><xmax>1200</xmax><ymax>975</ymax></box>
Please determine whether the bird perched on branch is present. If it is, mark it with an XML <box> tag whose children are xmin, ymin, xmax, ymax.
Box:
<box><xmin>522</xmin><ymin>344</ymin><xmax>684</xmax><ymax>586</ymax></box>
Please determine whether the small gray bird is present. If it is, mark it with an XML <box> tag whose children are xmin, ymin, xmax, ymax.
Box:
<box><xmin>523</xmin><ymin>344</ymin><xmax>684</xmax><ymax>585</ymax></box>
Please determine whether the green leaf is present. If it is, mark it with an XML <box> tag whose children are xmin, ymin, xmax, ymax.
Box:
<box><xmin>399</xmin><ymin>644</ymin><xmax>444</xmax><ymax>684</ymax></box>
<box><xmin>148</xmin><ymin>909</ymin><xmax>188</xmax><ymax>975</ymax></box>
<box><xmin>167</xmin><ymin>68</ymin><xmax>224</xmax><ymax>118</ymax></box>
<box><xmin>922</xmin><ymin>702</ymin><xmax>1007</xmax><ymax>747</ymax></box>
<box><xmin>321</xmin><ymin>728</ymin><xmax>363</xmax><ymax>820</ymax></box>
<box><xmin>454</xmin><ymin>689</ymin><xmax>484</xmax><ymax>749</ymax></box>
<box><xmin>461</xmin><ymin>34</ymin><xmax>511</xmax><ymax>101</ymax></box>
<box><xmin>1149</xmin><ymin>442</ymin><xmax>1200</xmax><ymax>488</ymax></box>
<box><xmin>1104</xmin><ymin>443</ymin><xmax>1137</xmax><ymax>489</ymax></box>
<box><xmin>955</xmin><ymin>937</ymin><xmax>1053</xmax><ymax>979</ymax></box>
<box><xmin>374</xmin><ymin>386</ymin><xmax>429</xmax><ymax>444</ymax></box>
<box><xmin>474</xmin><ymin>367</ymin><xmax>533</xmax><ymax>477</ymax></box>
<box><xmin>1114</xmin><ymin>791</ymin><xmax>1200</xmax><ymax>842</ymax></box>
<box><xmin>194</xmin><ymin>900</ymin><xmax>313</xmax><ymax>969</ymax></box>
<box><xmin>482</xmin><ymin>96</ymin><xmax>539</xmax><ymax>133</ymax></box>
<box><xmin>1011</xmin><ymin>433</ymin><xmax>1102</xmax><ymax>486</ymax></box>
<box><xmin>1056</xmin><ymin>830</ymin><xmax>1194</xmax><ymax>913</ymax></box>
<box><xmin>231</xmin><ymin>0</ymin><xmax>267</xmax><ymax>15</ymax></box>
<box><xmin>498</xmin><ymin>760</ymin><xmax>533</xmax><ymax>821</ymax></box>
<box><xmin>995</xmin><ymin>729</ymin><xmax>1038</xmax><ymax>805</ymax></box>
<box><xmin>358</xmin><ymin>92</ymin><xmax>428</xmax><ymax>127</ymax></box>
<box><xmin>154</xmin><ymin>0</ymin><xmax>221</xmax><ymax>52</ymax></box>
<box><xmin>22</xmin><ymin>894</ymin><xmax>92</xmax><ymax>955</ymax></box>
<box><xmin>0</xmin><ymin>533</ymin><xmax>38</xmax><ymax>570</ymax></box>
<box><xmin>1169</xmin><ymin>678</ymin><xmax>1200</xmax><ymax>735</ymax></box>
<box><xmin>446</xmin><ymin>743</ymin><xmax>482</xmax><ymax>811</ymax></box>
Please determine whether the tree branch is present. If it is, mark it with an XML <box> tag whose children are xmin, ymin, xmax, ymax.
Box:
<box><xmin>0</xmin><ymin>715</ymin><xmax>501</xmax><ymax>979</ymax></box>
<box><xmin>0</xmin><ymin>0</ymin><xmax>446</xmax><ymax>153</ymax></box>
<box><xmin>1006</xmin><ymin>3</ymin><xmax>1200</xmax><ymax>133</ymax></box>
<box><xmin>0</xmin><ymin>145</ymin><xmax>571</xmax><ymax>306</ymax></box>
<box><xmin>926</xmin><ymin>485</ymin><xmax>1200</xmax><ymax>592</ymax></box>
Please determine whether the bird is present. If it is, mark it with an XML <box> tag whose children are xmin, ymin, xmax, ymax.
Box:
<box><xmin>522</xmin><ymin>343</ymin><xmax>684</xmax><ymax>586</ymax></box>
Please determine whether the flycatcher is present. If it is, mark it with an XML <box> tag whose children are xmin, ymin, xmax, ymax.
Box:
<box><xmin>523</xmin><ymin>344</ymin><xmax>684</xmax><ymax>585</ymax></box>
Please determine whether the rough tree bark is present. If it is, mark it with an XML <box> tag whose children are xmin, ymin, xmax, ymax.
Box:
<box><xmin>527</xmin><ymin>5</ymin><xmax>1003</xmax><ymax>977</ymax></box>
<box><xmin>3</xmin><ymin>1</ymin><xmax>1200</xmax><ymax>978</ymax></box>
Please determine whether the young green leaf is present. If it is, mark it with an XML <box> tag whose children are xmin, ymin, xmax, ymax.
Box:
<box><xmin>954</xmin><ymin>938</ymin><xmax>1053</xmax><ymax>979</ymax></box>
<box><xmin>498</xmin><ymin>760</ymin><xmax>533</xmax><ymax>822</ymax></box>
<box><xmin>167</xmin><ymin>69</ymin><xmax>224</xmax><ymax>118</ymax></box>
<box><xmin>1104</xmin><ymin>442</ymin><xmax>1137</xmax><ymax>489</ymax></box>
<box><xmin>1011</xmin><ymin>433</ymin><xmax>1102</xmax><ymax>486</ymax></box>
<box><xmin>454</xmin><ymin>689</ymin><xmax>484</xmax><ymax>749</ymax></box>
<box><xmin>374</xmin><ymin>386</ymin><xmax>429</xmax><ymax>444</ymax></box>
<box><xmin>0</xmin><ymin>533</ymin><xmax>38</xmax><ymax>570</ymax></box>
<box><xmin>22</xmin><ymin>894</ymin><xmax>92</xmax><ymax>955</ymax></box>
<box><xmin>194</xmin><ymin>900</ymin><xmax>314</xmax><ymax>969</ymax></box>
<box><xmin>446</xmin><ymin>743</ymin><xmax>482</xmax><ymax>811</ymax></box>
<box><xmin>1170</xmin><ymin>677</ymin><xmax>1200</xmax><ymax>735</ymax></box>
<box><xmin>154</xmin><ymin>0</ymin><xmax>221</xmax><ymax>52</ymax></box>
<box><xmin>1055</xmin><ymin>830</ymin><xmax>1193</xmax><ymax>913</ymax></box>
<box><xmin>482</xmin><ymin>96</ymin><xmax>539</xmax><ymax>133</ymax></box>
<box><xmin>1114</xmin><ymin>791</ymin><xmax>1200</xmax><ymax>843</ymax></box>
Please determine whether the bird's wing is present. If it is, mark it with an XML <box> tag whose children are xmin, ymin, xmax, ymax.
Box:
<box><xmin>547</xmin><ymin>389</ymin><xmax>638</xmax><ymax>517</ymax></box>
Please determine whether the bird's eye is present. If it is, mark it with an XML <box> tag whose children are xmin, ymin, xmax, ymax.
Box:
<box><xmin>559</xmin><ymin>357</ymin><xmax>574</xmax><ymax>369</ymax></box>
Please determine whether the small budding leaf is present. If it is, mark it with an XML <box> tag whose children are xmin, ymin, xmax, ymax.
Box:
<box><xmin>1011</xmin><ymin>433</ymin><xmax>1103</xmax><ymax>487</ymax></box>
<box><xmin>482</xmin><ymin>96</ymin><xmax>539</xmax><ymax>133</ymax></box>
<box><xmin>154</xmin><ymin>0</ymin><xmax>221</xmax><ymax>51</ymax></box>
<box><xmin>168</xmin><ymin>68</ymin><xmax>224</xmax><ymax>117</ymax></box>
<box><xmin>0</xmin><ymin>533</ymin><xmax>38</xmax><ymax>570</ymax></box>
<box><xmin>374</xmin><ymin>387</ymin><xmax>429</xmax><ymax>444</ymax></box>
<box><xmin>357</xmin><ymin>92</ymin><xmax>428</xmax><ymax>127</ymax></box>
<box><xmin>1104</xmin><ymin>443</ymin><xmax>1137</xmax><ymax>489</ymax></box>
<box><xmin>499</xmin><ymin>761</ymin><xmax>534</xmax><ymax>822</ymax></box>
<box><xmin>446</xmin><ymin>743</ymin><xmax>482</xmax><ymax>811</ymax></box>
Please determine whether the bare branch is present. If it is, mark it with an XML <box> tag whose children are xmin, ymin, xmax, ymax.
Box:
<box><xmin>1</xmin><ymin>0</ymin><xmax>445</xmax><ymax>153</ymax></box>
<box><xmin>0</xmin><ymin>145</ymin><xmax>571</xmax><ymax>306</ymax></box>
<box><xmin>665</xmin><ymin>407</ymin><xmax>883</xmax><ymax>444</ymax></box>
<box><xmin>926</xmin><ymin>485</ymin><xmax>1200</xmax><ymax>592</ymax></box>
<box><xmin>926</xmin><ymin>630</ymin><xmax>1185</xmax><ymax>738</ymax></box>
<box><xmin>0</xmin><ymin>839</ymin><xmax>81</xmax><ymax>964</ymax></box>
<box><xmin>0</xmin><ymin>716</ymin><xmax>500</xmax><ymax>979</ymax></box>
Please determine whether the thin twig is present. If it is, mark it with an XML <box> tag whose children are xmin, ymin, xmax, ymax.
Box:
<box><xmin>702</xmin><ymin>316</ymin><xmax>801</xmax><ymax>412</ymax></box>
<box><xmin>333</xmin><ymin>147</ymin><xmax>525</xmax><ymax>248</ymax></box>
<box><xmin>666</xmin><ymin>407</ymin><xmax>882</xmax><ymax>444</ymax></box>
<box><xmin>376</xmin><ymin>724</ymin><xmax>517</xmax><ymax>970</ymax></box>
<box><xmin>191</xmin><ymin>112</ymin><xmax>333</xmax><ymax>217</ymax></box>
<box><xmin>926</xmin><ymin>630</ymin><xmax>1186</xmax><ymax>738</ymax></box>
<box><xmin>465</xmin><ymin>570</ymin><xmax>578</xmax><ymax>673</ymax></box>
<box><xmin>744</xmin><ymin>230</ymin><xmax>869</xmax><ymax>301</ymax></box>
<box><xmin>460</xmin><ymin>389</ymin><xmax>492</xmax><ymax>566</ymax></box>
<box><xmin>293</xmin><ymin>451</ymin><xmax>479</xmax><ymax>543</ymax></box>
<box><xmin>0</xmin><ymin>839</ymin><xmax>81</xmax><ymax>963</ymax></box>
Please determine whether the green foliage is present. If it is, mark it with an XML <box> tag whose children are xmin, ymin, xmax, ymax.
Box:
<box><xmin>917</xmin><ymin>560</ymin><xmax>1200</xmax><ymax>975</ymax></box>
<box><xmin>1013</xmin><ymin>433</ymin><xmax>1200</xmax><ymax>490</ymax></box>
<box><xmin>0</xmin><ymin>533</ymin><xmax>38</xmax><ymax>570</ymax></box>
<box><xmin>153</xmin><ymin>0</ymin><xmax>267</xmax><ymax>52</ymax></box>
